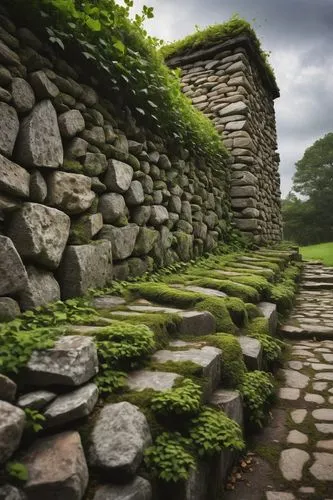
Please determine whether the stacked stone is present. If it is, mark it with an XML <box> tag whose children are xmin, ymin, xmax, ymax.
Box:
<box><xmin>0</xmin><ymin>11</ymin><xmax>229</xmax><ymax>318</ymax></box>
<box><xmin>167</xmin><ymin>38</ymin><xmax>283</xmax><ymax>244</ymax></box>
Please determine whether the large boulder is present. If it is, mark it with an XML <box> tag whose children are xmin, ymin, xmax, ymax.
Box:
<box><xmin>25</xmin><ymin>335</ymin><xmax>98</xmax><ymax>387</ymax></box>
<box><xmin>88</xmin><ymin>402</ymin><xmax>152</xmax><ymax>479</ymax></box>
<box><xmin>47</xmin><ymin>171</ymin><xmax>95</xmax><ymax>215</ymax></box>
<box><xmin>8</xmin><ymin>203</ymin><xmax>70</xmax><ymax>270</ymax></box>
<box><xmin>104</xmin><ymin>159</ymin><xmax>133</xmax><ymax>193</ymax></box>
<box><xmin>0</xmin><ymin>236</ymin><xmax>28</xmax><ymax>296</ymax></box>
<box><xmin>0</xmin><ymin>102</ymin><xmax>19</xmax><ymax>157</ymax></box>
<box><xmin>93</xmin><ymin>477</ymin><xmax>152</xmax><ymax>500</ymax></box>
<box><xmin>15</xmin><ymin>100</ymin><xmax>63</xmax><ymax>169</ymax></box>
<box><xmin>98</xmin><ymin>193</ymin><xmax>126</xmax><ymax>225</ymax></box>
<box><xmin>22</xmin><ymin>431</ymin><xmax>88</xmax><ymax>500</ymax></box>
<box><xmin>19</xmin><ymin>265</ymin><xmax>60</xmax><ymax>310</ymax></box>
<box><xmin>0</xmin><ymin>401</ymin><xmax>25</xmax><ymax>464</ymax></box>
<box><xmin>98</xmin><ymin>224</ymin><xmax>139</xmax><ymax>260</ymax></box>
<box><xmin>57</xmin><ymin>241</ymin><xmax>113</xmax><ymax>298</ymax></box>
<box><xmin>0</xmin><ymin>154</ymin><xmax>30</xmax><ymax>198</ymax></box>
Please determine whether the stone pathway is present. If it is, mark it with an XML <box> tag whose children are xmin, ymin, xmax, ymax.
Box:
<box><xmin>225</xmin><ymin>263</ymin><xmax>333</xmax><ymax>500</ymax></box>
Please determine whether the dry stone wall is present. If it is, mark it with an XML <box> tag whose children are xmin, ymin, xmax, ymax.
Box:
<box><xmin>167</xmin><ymin>36</ymin><xmax>283</xmax><ymax>244</ymax></box>
<box><xmin>0</xmin><ymin>10</ymin><xmax>230</xmax><ymax>318</ymax></box>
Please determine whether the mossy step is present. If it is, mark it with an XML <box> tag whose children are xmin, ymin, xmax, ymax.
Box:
<box><xmin>258</xmin><ymin>302</ymin><xmax>278</xmax><ymax>335</ymax></box>
<box><xmin>237</xmin><ymin>336</ymin><xmax>263</xmax><ymax>370</ymax></box>
<box><xmin>302</xmin><ymin>282</ymin><xmax>333</xmax><ymax>290</ymax></box>
<box><xmin>127</xmin><ymin>370</ymin><xmax>181</xmax><ymax>392</ymax></box>
<box><xmin>171</xmin><ymin>284</ymin><xmax>227</xmax><ymax>298</ymax></box>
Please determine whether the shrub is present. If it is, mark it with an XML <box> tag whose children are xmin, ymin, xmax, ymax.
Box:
<box><xmin>195</xmin><ymin>297</ymin><xmax>236</xmax><ymax>333</ymax></box>
<box><xmin>240</xmin><ymin>371</ymin><xmax>275</xmax><ymax>427</ymax></box>
<box><xmin>151</xmin><ymin>378</ymin><xmax>202</xmax><ymax>417</ymax></box>
<box><xmin>189</xmin><ymin>407</ymin><xmax>244</xmax><ymax>456</ymax></box>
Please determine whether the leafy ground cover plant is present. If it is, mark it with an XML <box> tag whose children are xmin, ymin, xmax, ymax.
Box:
<box><xmin>240</xmin><ymin>371</ymin><xmax>275</xmax><ymax>427</ymax></box>
<box><xmin>151</xmin><ymin>378</ymin><xmax>202</xmax><ymax>418</ymax></box>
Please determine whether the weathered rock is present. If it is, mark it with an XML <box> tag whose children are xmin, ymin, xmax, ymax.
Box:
<box><xmin>98</xmin><ymin>192</ymin><xmax>126</xmax><ymax>225</ymax></box>
<box><xmin>99</xmin><ymin>224</ymin><xmax>139</xmax><ymax>260</ymax></box>
<box><xmin>83</xmin><ymin>152</ymin><xmax>107</xmax><ymax>176</ymax></box>
<box><xmin>8</xmin><ymin>202</ymin><xmax>70</xmax><ymax>269</ymax></box>
<box><xmin>0</xmin><ymin>235</ymin><xmax>28</xmax><ymax>295</ymax></box>
<box><xmin>0</xmin><ymin>103</ymin><xmax>19</xmax><ymax>157</ymax></box>
<box><xmin>127</xmin><ymin>371</ymin><xmax>181</xmax><ymax>392</ymax></box>
<box><xmin>179</xmin><ymin>311</ymin><xmax>216</xmax><ymax>336</ymax></box>
<box><xmin>258</xmin><ymin>302</ymin><xmax>277</xmax><ymax>334</ymax></box>
<box><xmin>29</xmin><ymin>70</ymin><xmax>59</xmax><ymax>99</ymax></box>
<box><xmin>287</xmin><ymin>430</ymin><xmax>308</xmax><ymax>444</ymax></box>
<box><xmin>11</xmin><ymin>78</ymin><xmax>35</xmax><ymax>113</ymax></box>
<box><xmin>0</xmin><ymin>39</ymin><xmax>20</xmax><ymax>66</ymax></box>
<box><xmin>58</xmin><ymin>109</ymin><xmax>85</xmax><ymax>138</ymax></box>
<box><xmin>25</xmin><ymin>335</ymin><xmax>98</xmax><ymax>387</ymax></box>
<box><xmin>125</xmin><ymin>180</ymin><xmax>145</xmax><ymax>205</ymax></box>
<box><xmin>92</xmin><ymin>295</ymin><xmax>126</xmax><ymax>308</ymax></box>
<box><xmin>93</xmin><ymin>477</ymin><xmax>152</xmax><ymax>500</ymax></box>
<box><xmin>47</xmin><ymin>171</ymin><xmax>95</xmax><ymax>215</ymax></box>
<box><xmin>57</xmin><ymin>241</ymin><xmax>112</xmax><ymax>298</ymax></box>
<box><xmin>0</xmin><ymin>153</ymin><xmax>30</xmax><ymax>198</ymax></box>
<box><xmin>16</xmin><ymin>100</ymin><xmax>63</xmax><ymax>169</ymax></box>
<box><xmin>0</xmin><ymin>297</ymin><xmax>20</xmax><ymax>322</ymax></box>
<box><xmin>0</xmin><ymin>401</ymin><xmax>25</xmax><ymax>464</ymax></box>
<box><xmin>238</xmin><ymin>336</ymin><xmax>262</xmax><ymax>370</ymax></box>
<box><xmin>22</xmin><ymin>431</ymin><xmax>88</xmax><ymax>500</ymax></box>
<box><xmin>104</xmin><ymin>159</ymin><xmax>134</xmax><ymax>193</ymax></box>
<box><xmin>18</xmin><ymin>390</ymin><xmax>57</xmax><ymax>410</ymax></box>
<box><xmin>0</xmin><ymin>485</ymin><xmax>26</xmax><ymax>500</ymax></box>
<box><xmin>88</xmin><ymin>402</ymin><xmax>152</xmax><ymax>478</ymax></box>
<box><xmin>45</xmin><ymin>383</ymin><xmax>98</xmax><ymax>427</ymax></box>
<box><xmin>149</xmin><ymin>205</ymin><xmax>169</xmax><ymax>225</ymax></box>
<box><xmin>219</xmin><ymin>101</ymin><xmax>248</xmax><ymax>116</ymax></box>
<box><xmin>66</xmin><ymin>137</ymin><xmax>88</xmax><ymax>159</ymax></box>
<box><xmin>131</xmin><ymin>227</ymin><xmax>158</xmax><ymax>256</ymax></box>
<box><xmin>279</xmin><ymin>448</ymin><xmax>309</xmax><ymax>480</ymax></box>
<box><xmin>20</xmin><ymin>265</ymin><xmax>60</xmax><ymax>310</ymax></box>
<box><xmin>70</xmin><ymin>213</ymin><xmax>103</xmax><ymax>243</ymax></box>
<box><xmin>29</xmin><ymin>169</ymin><xmax>47</xmax><ymax>202</ymax></box>
<box><xmin>131</xmin><ymin>205</ymin><xmax>151</xmax><ymax>226</ymax></box>
<box><xmin>0</xmin><ymin>374</ymin><xmax>16</xmax><ymax>402</ymax></box>
<box><xmin>309</xmin><ymin>452</ymin><xmax>333</xmax><ymax>480</ymax></box>
<box><xmin>210</xmin><ymin>389</ymin><xmax>243</xmax><ymax>427</ymax></box>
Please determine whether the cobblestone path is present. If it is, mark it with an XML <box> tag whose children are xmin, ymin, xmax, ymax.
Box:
<box><xmin>226</xmin><ymin>263</ymin><xmax>333</xmax><ymax>500</ymax></box>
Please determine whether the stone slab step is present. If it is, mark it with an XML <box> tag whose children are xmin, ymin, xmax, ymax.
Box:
<box><xmin>210</xmin><ymin>389</ymin><xmax>243</xmax><ymax>427</ymax></box>
<box><xmin>238</xmin><ymin>336</ymin><xmax>263</xmax><ymax>370</ymax></box>
<box><xmin>171</xmin><ymin>283</ymin><xmax>227</xmax><ymax>298</ymax></box>
<box><xmin>280</xmin><ymin>324</ymin><xmax>333</xmax><ymax>340</ymax></box>
<box><xmin>258</xmin><ymin>301</ymin><xmax>277</xmax><ymax>335</ymax></box>
<box><xmin>127</xmin><ymin>370</ymin><xmax>181</xmax><ymax>392</ymax></box>
<box><xmin>302</xmin><ymin>282</ymin><xmax>333</xmax><ymax>290</ymax></box>
<box><xmin>303</xmin><ymin>275</ymin><xmax>333</xmax><ymax>283</ymax></box>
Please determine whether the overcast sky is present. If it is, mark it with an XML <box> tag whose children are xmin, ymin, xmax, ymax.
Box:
<box><xmin>127</xmin><ymin>0</ymin><xmax>333</xmax><ymax>197</ymax></box>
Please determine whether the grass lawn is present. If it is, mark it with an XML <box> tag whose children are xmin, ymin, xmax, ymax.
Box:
<box><xmin>300</xmin><ymin>242</ymin><xmax>333</xmax><ymax>266</ymax></box>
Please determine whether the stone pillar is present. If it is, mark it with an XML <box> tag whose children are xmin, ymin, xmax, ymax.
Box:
<box><xmin>166</xmin><ymin>35</ymin><xmax>283</xmax><ymax>243</ymax></box>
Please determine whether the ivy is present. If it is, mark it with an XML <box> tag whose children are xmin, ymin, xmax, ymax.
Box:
<box><xmin>150</xmin><ymin>378</ymin><xmax>202</xmax><ymax>417</ymax></box>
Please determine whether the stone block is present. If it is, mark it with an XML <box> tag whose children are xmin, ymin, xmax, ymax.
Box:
<box><xmin>258</xmin><ymin>302</ymin><xmax>277</xmax><ymax>335</ymax></box>
<box><xmin>230</xmin><ymin>186</ymin><xmax>257</xmax><ymax>198</ymax></box>
<box><xmin>29</xmin><ymin>70</ymin><xmax>59</xmax><ymax>99</ymax></box>
<box><xmin>125</xmin><ymin>180</ymin><xmax>145</xmax><ymax>205</ymax></box>
<box><xmin>47</xmin><ymin>171</ymin><xmax>95</xmax><ymax>215</ymax></box>
<box><xmin>238</xmin><ymin>336</ymin><xmax>262</xmax><ymax>370</ymax></box>
<box><xmin>133</xmin><ymin>227</ymin><xmax>159</xmax><ymax>256</ymax></box>
<box><xmin>29</xmin><ymin>169</ymin><xmax>47</xmax><ymax>203</ymax></box>
<box><xmin>179</xmin><ymin>311</ymin><xmax>216</xmax><ymax>336</ymax></box>
<box><xmin>83</xmin><ymin>152</ymin><xmax>107</xmax><ymax>176</ymax></box>
<box><xmin>210</xmin><ymin>389</ymin><xmax>243</xmax><ymax>427</ymax></box>
<box><xmin>149</xmin><ymin>205</ymin><xmax>169</xmax><ymax>225</ymax></box>
<box><xmin>0</xmin><ymin>235</ymin><xmax>28</xmax><ymax>296</ymax></box>
<box><xmin>234</xmin><ymin>218</ymin><xmax>259</xmax><ymax>231</ymax></box>
<box><xmin>98</xmin><ymin>192</ymin><xmax>126</xmax><ymax>225</ymax></box>
<box><xmin>98</xmin><ymin>223</ymin><xmax>139</xmax><ymax>260</ymax></box>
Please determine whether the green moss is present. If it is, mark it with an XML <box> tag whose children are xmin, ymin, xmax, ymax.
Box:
<box><xmin>255</xmin><ymin>443</ymin><xmax>282</xmax><ymax>468</ymax></box>
<box><xmin>225</xmin><ymin>263</ymin><xmax>275</xmax><ymax>279</ymax></box>
<box><xmin>62</xmin><ymin>159</ymin><xmax>84</xmax><ymax>173</ymax></box>
<box><xmin>203</xmin><ymin>334</ymin><xmax>246</xmax><ymax>388</ymax></box>
<box><xmin>269</xmin><ymin>281</ymin><xmax>295</xmax><ymax>313</ymax></box>
<box><xmin>149</xmin><ymin>360</ymin><xmax>203</xmax><ymax>378</ymax></box>
<box><xmin>195</xmin><ymin>297</ymin><xmax>236</xmax><ymax>333</ymax></box>
<box><xmin>223</xmin><ymin>297</ymin><xmax>248</xmax><ymax>327</ymax></box>
<box><xmin>225</xmin><ymin>275</ymin><xmax>272</xmax><ymax>298</ymax></box>
<box><xmin>245</xmin><ymin>303</ymin><xmax>263</xmax><ymax>320</ymax></box>
<box><xmin>128</xmin><ymin>283</ymin><xmax>202</xmax><ymax>308</ymax></box>
<box><xmin>188</xmin><ymin>277</ymin><xmax>259</xmax><ymax>302</ymax></box>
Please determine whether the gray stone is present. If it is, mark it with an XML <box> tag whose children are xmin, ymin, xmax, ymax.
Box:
<box><xmin>99</xmin><ymin>224</ymin><xmax>139</xmax><ymax>260</ymax></box>
<box><xmin>230</xmin><ymin>186</ymin><xmax>256</xmax><ymax>198</ymax></box>
<box><xmin>98</xmin><ymin>193</ymin><xmax>126</xmax><ymax>225</ymax></box>
<box><xmin>316</xmin><ymin>423</ymin><xmax>333</xmax><ymax>434</ymax></box>
<box><xmin>93</xmin><ymin>477</ymin><xmax>152</xmax><ymax>500</ymax></box>
<box><xmin>22</xmin><ymin>431</ymin><xmax>88</xmax><ymax>500</ymax></box>
<box><xmin>127</xmin><ymin>371</ymin><xmax>181</xmax><ymax>392</ymax></box>
<box><xmin>290</xmin><ymin>409</ymin><xmax>307</xmax><ymax>424</ymax></box>
<box><xmin>0</xmin><ymin>401</ymin><xmax>25</xmax><ymax>464</ymax></box>
<box><xmin>281</xmin><ymin>369</ymin><xmax>309</xmax><ymax>389</ymax></box>
<box><xmin>149</xmin><ymin>205</ymin><xmax>169</xmax><ymax>225</ymax></box>
<box><xmin>70</xmin><ymin>213</ymin><xmax>103</xmax><ymax>243</ymax></box>
<box><xmin>287</xmin><ymin>430</ymin><xmax>308</xmax><ymax>444</ymax></box>
<box><xmin>0</xmin><ymin>236</ymin><xmax>28</xmax><ymax>295</ymax></box>
<box><xmin>0</xmin><ymin>103</ymin><xmax>19</xmax><ymax>157</ymax></box>
<box><xmin>317</xmin><ymin>440</ymin><xmax>333</xmax><ymax>451</ymax></box>
<box><xmin>45</xmin><ymin>383</ymin><xmax>98</xmax><ymax>428</ymax></box>
<box><xmin>66</xmin><ymin>137</ymin><xmax>88</xmax><ymax>159</ymax></box>
<box><xmin>133</xmin><ymin>227</ymin><xmax>159</xmax><ymax>256</ymax></box>
<box><xmin>288</xmin><ymin>361</ymin><xmax>303</xmax><ymax>370</ymax></box>
<box><xmin>310</xmin><ymin>452</ymin><xmax>333</xmax><ymax>480</ymax></box>
<box><xmin>234</xmin><ymin>218</ymin><xmax>258</xmax><ymax>231</ymax></box>
<box><xmin>58</xmin><ymin>110</ymin><xmax>85</xmax><ymax>138</ymax></box>
<box><xmin>313</xmin><ymin>382</ymin><xmax>328</xmax><ymax>391</ymax></box>
<box><xmin>57</xmin><ymin>241</ymin><xmax>112</xmax><ymax>298</ymax></box>
<box><xmin>25</xmin><ymin>335</ymin><xmax>98</xmax><ymax>387</ymax></box>
<box><xmin>219</xmin><ymin>101</ymin><xmax>248</xmax><ymax>117</ymax></box>
<box><xmin>0</xmin><ymin>374</ymin><xmax>16</xmax><ymax>402</ymax></box>
<box><xmin>126</xmin><ymin>180</ymin><xmax>145</xmax><ymax>205</ymax></box>
<box><xmin>131</xmin><ymin>206</ymin><xmax>151</xmax><ymax>226</ymax></box>
<box><xmin>104</xmin><ymin>160</ymin><xmax>133</xmax><ymax>193</ymax></box>
<box><xmin>0</xmin><ymin>153</ymin><xmax>30</xmax><ymax>198</ymax></box>
<box><xmin>81</xmin><ymin>126</ymin><xmax>105</xmax><ymax>146</ymax></box>
<box><xmin>83</xmin><ymin>153</ymin><xmax>107</xmax><ymax>176</ymax></box>
<box><xmin>9</xmin><ymin>202</ymin><xmax>70</xmax><ymax>269</ymax></box>
<box><xmin>18</xmin><ymin>390</ymin><xmax>57</xmax><ymax>410</ymax></box>
<box><xmin>0</xmin><ymin>485</ymin><xmax>25</xmax><ymax>500</ymax></box>
<box><xmin>0</xmin><ymin>297</ymin><xmax>20</xmax><ymax>322</ymax></box>
<box><xmin>313</xmin><ymin>409</ymin><xmax>333</xmax><ymax>421</ymax></box>
<box><xmin>47</xmin><ymin>171</ymin><xmax>95</xmax><ymax>215</ymax></box>
<box><xmin>88</xmin><ymin>402</ymin><xmax>152</xmax><ymax>478</ymax></box>
<box><xmin>30</xmin><ymin>169</ymin><xmax>47</xmax><ymax>202</ymax></box>
<box><xmin>0</xmin><ymin>66</ymin><xmax>12</xmax><ymax>86</ymax></box>
<box><xmin>30</xmin><ymin>70</ymin><xmax>59</xmax><ymax>99</ymax></box>
<box><xmin>179</xmin><ymin>311</ymin><xmax>216</xmax><ymax>336</ymax></box>
<box><xmin>238</xmin><ymin>336</ymin><xmax>262</xmax><ymax>370</ymax></box>
<box><xmin>210</xmin><ymin>389</ymin><xmax>243</xmax><ymax>427</ymax></box>
<box><xmin>266</xmin><ymin>494</ymin><xmax>295</xmax><ymax>500</ymax></box>
<box><xmin>20</xmin><ymin>265</ymin><xmax>60</xmax><ymax>310</ymax></box>
<box><xmin>16</xmin><ymin>100</ymin><xmax>63</xmax><ymax>169</ymax></box>
<box><xmin>11</xmin><ymin>78</ymin><xmax>35</xmax><ymax>113</ymax></box>
<box><xmin>279</xmin><ymin>388</ymin><xmax>300</xmax><ymax>400</ymax></box>
<box><xmin>258</xmin><ymin>302</ymin><xmax>277</xmax><ymax>335</ymax></box>
<box><xmin>305</xmin><ymin>393</ymin><xmax>325</xmax><ymax>404</ymax></box>
<box><xmin>279</xmin><ymin>448</ymin><xmax>310</xmax><ymax>480</ymax></box>
<box><xmin>128</xmin><ymin>305</ymin><xmax>182</xmax><ymax>314</ymax></box>
<box><xmin>0</xmin><ymin>86</ymin><xmax>13</xmax><ymax>102</ymax></box>
<box><xmin>315</xmin><ymin>372</ymin><xmax>333</xmax><ymax>381</ymax></box>
<box><xmin>0</xmin><ymin>40</ymin><xmax>20</xmax><ymax>65</ymax></box>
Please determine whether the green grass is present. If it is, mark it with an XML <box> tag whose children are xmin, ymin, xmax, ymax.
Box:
<box><xmin>300</xmin><ymin>242</ymin><xmax>333</xmax><ymax>266</ymax></box>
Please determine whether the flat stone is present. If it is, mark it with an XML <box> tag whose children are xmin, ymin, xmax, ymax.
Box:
<box><xmin>0</xmin><ymin>401</ymin><xmax>25</xmax><ymax>464</ymax></box>
<box><xmin>88</xmin><ymin>402</ymin><xmax>152</xmax><ymax>478</ymax></box>
<box><xmin>92</xmin><ymin>296</ymin><xmax>126</xmax><ymax>309</ymax></box>
<box><xmin>258</xmin><ymin>302</ymin><xmax>278</xmax><ymax>335</ymax></box>
<box><xmin>18</xmin><ymin>390</ymin><xmax>57</xmax><ymax>410</ymax></box>
<box><xmin>16</xmin><ymin>100</ymin><xmax>63</xmax><ymax>169</ymax></box>
<box><xmin>45</xmin><ymin>383</ymin><xmax>98</xmax><ymax>427</ymax></box>
<box><xmin>313</xmin><ymin>409</ymin><xmax>333</xmax><ymax>421</ymax></box>
<box><xmin>92</xmin><ymin>477</ymin><xmax>152</xmax><ymax>500</ymax></box>
<box><xmin>20</xmin><ymin>265</ymin><xmax>61</xmax><ymax>310</ymax></box>
<box><xmin>288</xmin><ymin>361</ymin><xmax>303</xmax><ymax>370</ymax></box>
<box><xmin>266</xmin><ymin>493</ymin><xmax>295</xmax><ymax>500</ymax></box>
<box><xmin>279</xmin><ymin>448</ymin><xmax>310</xmax><ymax>480</ymax></box>
<box><xmin>305</xmin><ymin>393</ymin><xmax>325</xmax><ymax>404</ymax></box>
<box><xmin>58</xmin><ymin>110</ymin><xmax>85</xmax><ymax>138</ymax></box>
<box><xmin>25</xmin><ymin>335</ymin><xmax>98</xmax><ymax>387</ymax></box>
<box><xmin>298</xmin><ymin>487</ymin><xmax>315</xmax><ymax>494</ymax></box>
<box><xmin>313</xmin><ymin>382</ymin><xmax>328</xmax><ymax>391</ymax></box>
<box><xmin>181</xmin><ymin>285</ymin><xmax>227</xmax><ymax>298</ymax></box>
<box><xmin>290</xmin><ymin>409</ymin><xmax>307</xmax><ymax>424</ymax></box>
<box><xmin>128</xmin><ymin>305</ymin><xmax>182</xmax><ymax>313</ymax></box>
<box><xmin>0</xmin><ymin>153</ymin><xmax>30</xmax><ymax>198</ymax></box>
<box><xmin>317</xmin><ymin>440</ymin><xmax>333</xmax><ymax>450</ymax></box>
<box><xmin>281</xmin><ymin>369</ymin><xmax>309</xmax><ymax>389</ymax></box>
<box><xmin>70</xmin><ymin>213</ymin><xmax>103</xmax><ymax>243</ymax></box>
<box><xmin>311</xmin><ymin>363</ymin><xmax>333</xmax><ymax>371</ymax></box>
<box><xmin>22</xmin><ymin>431</ymin><xmax>88</xmax><ymax>500</ymax></box>
<box><xmin>0</xmin><ymin>374</ymin><xmax>16</xmax><ymax>402</ymax></box>
<box><xmin>287</xmin><ymin>430</ymin><xmax>308</xmax><ymax>444</ymax></box>
<box><xmin>316</xmin><ymin>423</ymin><xmax>333</xmax><ymax>434</ymax></box>
<box><xmin>47</xmin><ymin>171</ymin><xmax>95</xmax><ymax>215</ymax></box>
<box><xmin>0</xmin><ymin>102</ymin><xmax>19</xmax><ymax>157</ymax></box>
<box><xmin>210</xmin><ymin>389</ymin><xmax>243</xmax><ymax>427</ymax></box>
<box><xmin>127</xmin><ymin>371</ymin><xmax>180</xmax><ymax>392</ymax></box>
<box><xmin>279</xmin><ymin>388</ymin><xmax>300</xmax><ymax>400</ymax></box>
<box><xmin>323</xmin><ymin>353</ymin><xmax>333</xmax><ymax>362</ymax></box>
<box><xmin>57</xmin><ymin>241</ymin><xmax>112</xmax><ymax>298</ymax></box>
<box><xmin>104</xmin><ymin>159</ymin><xmax>133</xmax><ymax>193</ymax></box>
<box><xmin>8</xmin><ymin>202</ymin><xmax>70</xmax><ymax>269</ymax></box>
<box><xmin>178</xmin><ymin>310</ymin><xmax>216</xmax><ymax>336</ymax></box>
<box><xmin>0</xmin><ymin>235</ymin><xmax>28</xmax><ymax>296</ymax></box>
<box><xmin>315</xmin><ymin>372</ymin><xmax>333</xmax><ymax>381</ymax></box>
<box><xmin>99</xmin><ymin>224</ymin><xmax>139</xmax><ymax>260</ymax></box>
<box><xmin>238</xmin><ymin>336</ymin><xmax>262</xmax><ymax>370</ymax></box>
<box><xmin>12</xmin><ymin>78</ymin><xmax>35</xmax><ymax>113</ymax></box>
<box><xmin>310</xmin><ymin>452</ymin><xmax>333</xmax><ymax>480</ymax></box>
